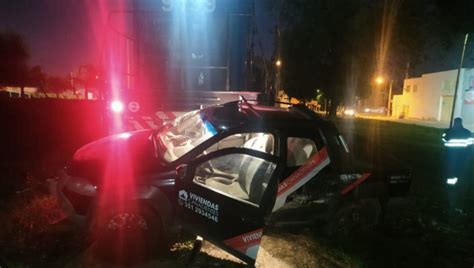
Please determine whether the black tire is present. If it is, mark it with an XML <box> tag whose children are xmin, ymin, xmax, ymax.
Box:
<box><xmin>93</xmin><ymin>204</ymin><xmax>167</xmax><ymax>264</ymax></box>
<box><xmin>326</xmin><ymin>198</ymin><xmax>381</xmax><ymax>237</ymax></box>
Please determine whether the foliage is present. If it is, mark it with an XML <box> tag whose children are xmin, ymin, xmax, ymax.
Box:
<box><xmin>0</xmin><ymin>32</ymin><xmax>29</xmax><ymax>86</ymax></box>
<box><xmin>28</xmin><ymin>65</ymin><xmax>46</xmax><ymax>88</ymax></box>
<box><xmin>277</xmin><ymin>0</ymin><xmax>379</xmax><ymax>112</ymax></box>
<box><xmin>11</xmin><ymin>194</ymin><xmax>65</xmax><ymax>241</ymax></box>
<box><xmin>46</xmin><ymin>75</ymin><xmax>71</xmax><ymax>93</ymax></box>
<box><xmin>76</xmin><ymin>64</ymin><xmax>104</xmax><ymax>90</ymax></box>
<box><xmin>0</xmin><ymin>31</ymin><xmax>74</xmax><ymax>93</ymax></box>
<box><xmin>26</xmin><ymin>66</ymin><xmax>72</xmax><ymax>95</ymax></box>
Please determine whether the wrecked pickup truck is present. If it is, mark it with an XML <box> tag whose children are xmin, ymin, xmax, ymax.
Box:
<box><xmin>56</xmin><ymin>99</ymin><xmax>411</xmax><ymax>265</ymax></box>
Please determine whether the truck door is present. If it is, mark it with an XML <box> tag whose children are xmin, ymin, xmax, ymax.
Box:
<box><xmin>175</xmin><ymin>148</ymin><xmax>280</xmax><ymax>265</ymax></box>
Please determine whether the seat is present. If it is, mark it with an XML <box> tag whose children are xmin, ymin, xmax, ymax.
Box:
<box><xmin>242</xmin><ymin>134</ymin><xmax>274</xmax><ymax>154</ymax></box>
<box><xmin>205</xmin><ymin>155</ymin><xmax>260</xmax><ymax>201</ymax></box>
<box><xmin>287</xmin><ymin>138</ymin><xmax>316</xmax><ymax>166</ymax></box>
<box><xmin>205</xmin><ymin>135</ymin><xmax>274</xmax><ymax>203</ymax></box>
<box><xmin>206</xmin><ymin>175</ymin><xmax>250</xmax><ymax>200</ymax></box>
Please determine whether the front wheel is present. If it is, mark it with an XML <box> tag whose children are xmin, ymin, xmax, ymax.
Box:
<box><xmin>93</xmin><ymin>205</ymin><xmax>167</xmax><ymax>263</ymax></box>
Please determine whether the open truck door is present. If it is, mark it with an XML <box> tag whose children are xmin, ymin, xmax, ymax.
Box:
<box><xmin>175</xmin><ymin>148</ymin><xmax>281</xmax><ymax>265</ymax></box>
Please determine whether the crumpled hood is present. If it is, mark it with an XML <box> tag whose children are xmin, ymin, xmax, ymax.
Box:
<box><xmin>69</xmin><ymin>129</ymin><xmax>160</xmax><ymax>181</ymax></box>
<box><xmin>73</xmin><ymin>130</ymin><xmax>153</xmax><ymax>161</ymax></box>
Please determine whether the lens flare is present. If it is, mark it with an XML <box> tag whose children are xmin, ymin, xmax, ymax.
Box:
<box><xmin>111</xmin><ymin>100</ymin><xmax>124</xmax><ymax>113</ymax></box>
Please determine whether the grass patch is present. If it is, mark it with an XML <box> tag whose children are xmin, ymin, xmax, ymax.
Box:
<box><xmin>336</xmin><ymin>118</ymin><xmax>473</xmax><ymax>204</ymax></box>
<box><xmin>0</xmin><ymin>182</ymin><xmax>84</xmax><ymax>267</ymax></box>
<box><xmin>314</xmin><ymin>118</ymin><xmax>474</xmax><ymax>267</ymax></box>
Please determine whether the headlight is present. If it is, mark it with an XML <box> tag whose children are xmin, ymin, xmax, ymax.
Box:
<box><xmin>344</xmin><ymin>109</ymin><xmax>355</xmax><ymax>116</ymax></box>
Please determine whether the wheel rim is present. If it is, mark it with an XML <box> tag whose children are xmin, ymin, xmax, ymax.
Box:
<box><xmin>334</xmin><ymin>206</ymin><xmax>363</xmax><ymax>235</ymax></box>
<box><xmin>107</xmin><ymin>212</ymin><xmax>149</xmax><ymax>231</ymax></box>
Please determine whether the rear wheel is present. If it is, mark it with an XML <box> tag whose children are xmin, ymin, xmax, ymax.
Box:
<box><xmin>94</xmin><ymin>205</ymin><xmax>167</xmax><ymax>263</ymax></box>
<box><xmin>326</xmin><ymin>198</ymin><xmax>381</xmax><ymax>237</ymax></box>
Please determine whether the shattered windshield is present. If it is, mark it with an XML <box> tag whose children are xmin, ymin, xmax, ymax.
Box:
<box><xmin>158</xmin><ymin>110</ymin><xmax>218</xmax><ymax>162</ymax></box>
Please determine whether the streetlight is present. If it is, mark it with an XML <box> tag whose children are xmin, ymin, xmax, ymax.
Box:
<box><xmin>374</xmin><ymin>76</ymin><xmax>393</xmax><ymax>116</ymax></box>
<box><xmin>375</xmin><ymin>76</ymin><xmax>385</xmax><ymax>85</ymax></box>
<box><xmin>274</xmin><ymin>59</ymin><xmax>282</xmax><ymax>99</ymax></box>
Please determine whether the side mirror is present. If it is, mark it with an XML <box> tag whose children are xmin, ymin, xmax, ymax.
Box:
<box><xmin>176</xmin><ymin>164</ymin><xmax>189</xmax><ymax>180</ymax></box>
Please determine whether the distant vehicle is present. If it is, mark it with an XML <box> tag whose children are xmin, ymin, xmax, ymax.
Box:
<box><xmin>56</xmin><ymin>99</ymin><xmax>411</xmax><ymax>265</ymax></box>
<box><xmin>363</xmin><ymin>107</ymin><xmax>386</xmax><ymax>114</ymax></box>
<box><xmin>343</xmin><ymin>108</ymin><xmax>356</xmax><ymax>116</ymax></box>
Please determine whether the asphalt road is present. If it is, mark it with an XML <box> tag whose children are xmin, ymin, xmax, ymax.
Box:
<box><xmin>356</xmin><ymin>113</ymin><xmax>474</xmax><ymax>132</ymax></box>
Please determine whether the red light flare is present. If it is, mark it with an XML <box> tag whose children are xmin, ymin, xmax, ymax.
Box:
<box><xmin>111</xmin><ymin>100</ymin><xmax>124</xmax><ymax>113</ymax></box>
<box><xmin>99</xmin><ymin>137</ymin><xmax>135</xmax><ymax>211</ymax></box>
<box><xmin>81</xmin><ymin>5</ymin><xmax>149</xmax><ymax>260</ymax></box>
<box><xmin>93</xmin><ymin>132</ymin><xmax>142</xmax><ymax>262</ymax></box>
<box><xmin>86</xmin><ymin>0</ymin><xmax>139</xmax><ymax>247</ymax></box>
<box><xmin>84</xmin><ymin>0</ymin><xmax>132</xmax><ymax>134</ymax></box>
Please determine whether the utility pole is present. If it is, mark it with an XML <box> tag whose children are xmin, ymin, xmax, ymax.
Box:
<box><xmin>273</xmin><ymin>0</ymin><xmax>284</xmax><ymax>101</ymax></box>
<box><xmin>386</xmin><ymin>79</ymin><xmax>393</xmax><ymax>116</ymax></box>
<box><xmin>70</xmin><ymin>72</ymin><xmax>75</xmax><ymax>96</ymax></box>
<box><xmin>405</xmin><ymin>61</ymin><xmax>410</xmax><ymax>80</ymax></box>
<box><xmin>450</xmin><ymin>33</ymin><xmax>469</xmax><ymax>128</ymax></box>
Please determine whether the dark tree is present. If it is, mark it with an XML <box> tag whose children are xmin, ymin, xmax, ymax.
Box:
<box><xmin>0</xmin><ymin>32</ymin><xmax>29</xmax><ymax>86</ymax></box>
<box><xmin>46</xmin><ymin>75</ymin><xmax>70</xmax><ymax>93</ymax></box>
<box><xmin>277</xmin><ymin>0</ymin><xmax>380</xmax><ymax>115</ymax></box>
<box><xmin>25</xmin><ymin>65</ymin><xmax>50</xmax><ymax>97</ymax></box>
<box><xmin>76</xmin><ymin>64</ymin><xmax>105</xmax><ymax>99</ymax></box>
<box><xmin>28</xmin><ymin>66</ymin><xmax>46</xmax><ymax>87</ymax></box>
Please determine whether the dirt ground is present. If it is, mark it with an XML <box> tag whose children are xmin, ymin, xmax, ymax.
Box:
<box><xmin>2</xmin><ymin>189</ymin><xmax>473</xmax><ymax>268</ymax></box>
<box><xmin>61</xmin><ymin>225</ymin><xmax>350</xmax><ymax>268</ymax></box>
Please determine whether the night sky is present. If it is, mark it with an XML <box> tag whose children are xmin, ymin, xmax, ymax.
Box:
<box><xmin>0</xmin><ymin>0</ymin><xmax>275</xmax><ymax>76</ymax></box>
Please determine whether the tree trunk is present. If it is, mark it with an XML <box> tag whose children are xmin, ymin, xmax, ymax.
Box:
<box><xmin>328</xmin><ymin>98</ymin><xmax>340</xmax><ymax>118</ymax></box>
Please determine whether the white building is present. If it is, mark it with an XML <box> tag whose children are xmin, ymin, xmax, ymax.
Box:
<box><xmin>0</xmin><ymin>86</ymin><xmax>37</xmax><ymax>98</ymax></box>
<box><xmin>392</xmin><ymin>69</ymin><xmax>474</xmax><ymax>128</ymax></box>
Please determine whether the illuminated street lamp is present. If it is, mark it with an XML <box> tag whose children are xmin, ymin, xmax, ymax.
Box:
<box><xmin>274</xmin><ymin>59</ymin><xmax>282</xmax><ymax>98</ymax></box>
<box><xmin>374</xmin><ymin>76</ymin><xmax>393</xmax><ymax>116</ymax></box>
<box><xmin>375</xmin><ymin>76</ymin><xmax>385</xmax><ymax>85</ymax></box>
